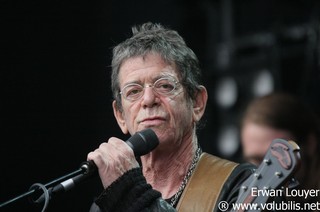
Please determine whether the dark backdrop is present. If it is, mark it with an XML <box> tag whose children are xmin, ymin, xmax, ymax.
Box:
<box><xmin>1</xmin><ymin>0</ymin><xmax>319</xmax><ymax>211</ymax></box>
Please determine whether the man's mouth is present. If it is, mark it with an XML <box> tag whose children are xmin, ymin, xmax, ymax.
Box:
<box><xmin>139</xmin><ymin>117</ymin><xmax>166</xmax><ymax>125</ymax></box>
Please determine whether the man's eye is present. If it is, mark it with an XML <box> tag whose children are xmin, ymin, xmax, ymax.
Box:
<box><xmin>156</xmin><ymin>82</ymin><xmax>175</xmax><ymax>92</ymax></box>
<box><xmin>126</xmin><ymin>87</ymin><xmax>142</xmax><ymax>96</ymax></box>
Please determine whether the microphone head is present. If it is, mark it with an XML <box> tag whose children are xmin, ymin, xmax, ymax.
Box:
<box><xmin>127</xmin><ymin>128</ymin><xmax>159</xmax><ymax>156</ymax></box>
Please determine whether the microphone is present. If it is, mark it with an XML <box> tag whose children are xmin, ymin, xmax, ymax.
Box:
<box><xmin>82</xmin><ymin>128</ymin><xmax>159</xmax><ymax>174</ymax></box>
<box><xmin>37</xmin><ymin>128</ymin><xmax>159</xmax><ymax>202</ymax></box>
<box><xmin>125</xmin><ymin>128</ymin><xmax>160</xmax><ymax>156</ymax></box>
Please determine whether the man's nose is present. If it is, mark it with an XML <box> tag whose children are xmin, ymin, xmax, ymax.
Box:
<box><xmin>141</xmin><ymin>86</ymin><xmax>159</xmax><ymax>107</ymax></box>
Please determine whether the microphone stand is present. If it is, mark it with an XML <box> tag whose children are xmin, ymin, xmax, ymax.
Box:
<box><xmin>0</xmin><ymin>161</ymin><xmax>96</xmax><ymax>211</ymax></box>
<box><xmin>1</xmin><ymin>129</ymin><xmax>158</xmax><ymax>211</ymax></box>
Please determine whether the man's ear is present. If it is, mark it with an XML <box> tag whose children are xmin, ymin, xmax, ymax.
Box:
<box><xmin>192</xmin><ymin>86</ymin><xmax>208</xmax><ymax>122</ymax></box>
<box><xmin>112</xmin><ymin>100</ymin><xmax>129</xmax><ymax>134</ymax></box>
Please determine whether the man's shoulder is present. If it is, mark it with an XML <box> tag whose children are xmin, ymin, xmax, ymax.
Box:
<box><xmin>201</xmin><ymin>152</ymin><xmax>255</xmax><ymax>178</ymax></box>
<box><xmin>210</xmin><ymin>153</ymin><xmax>255</xmax><ymax>208</ymax></box>
<box><xmin>177</xmin><ymin>152</ymin><xmax>255</xmax><ymax>211</ymax></box>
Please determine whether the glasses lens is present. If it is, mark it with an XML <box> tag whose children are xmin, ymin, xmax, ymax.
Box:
<box><xmin>154</xmin><ymin>78</ymin><xmax>177</xmax><ymax>94</ymax></box>
<box><xmin>123</xmin><ymin>84</ymin><xmax>143</xmax><ymax>100</ymax></box>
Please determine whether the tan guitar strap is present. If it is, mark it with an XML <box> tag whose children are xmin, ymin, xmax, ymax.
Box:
<box><xmin>176</xmin><ymin>153</ymin><xmax>238</xmax><ymax>212</ymax></box>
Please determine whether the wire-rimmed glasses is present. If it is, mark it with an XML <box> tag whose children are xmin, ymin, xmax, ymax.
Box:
<box><xmin>119</xmin><ymin>77</ymin><xmax>180</xmax><ymax>101</ymax></box>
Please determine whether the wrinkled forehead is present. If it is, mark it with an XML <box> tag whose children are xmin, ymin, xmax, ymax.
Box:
<box><xmin>118</xmin><ymin>53</ymin><xmax>180</xmax><ymax>85</ymax></box>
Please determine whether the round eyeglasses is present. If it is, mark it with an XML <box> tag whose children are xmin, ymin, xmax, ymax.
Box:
<box><xmin>119</xmin><ymin>77</ymin><xmax>180</xmax><ymax>101</ymax></box>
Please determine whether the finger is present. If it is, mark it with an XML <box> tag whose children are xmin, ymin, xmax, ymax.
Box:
<box><xmin>108</xmin><ymin>138</ymin><xmax>135</xmax><ymax>157</ymax></box>
<box><xmin>87</xmin><ymin>149</ymin><xmax>108</xmax><ymax>170</ymax></box>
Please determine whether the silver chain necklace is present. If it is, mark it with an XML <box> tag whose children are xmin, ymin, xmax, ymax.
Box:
<box><xmin>170</xmin><ymin>147</ymin><xmax>202</xmax><ymax>207</ymax></box>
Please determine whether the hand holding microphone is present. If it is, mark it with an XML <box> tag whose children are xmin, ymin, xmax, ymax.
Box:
<box><xmin>87</xmin><ymin>128</ymin><xmax>159</xmax><ymax>188</ymax></box>
<box><xmin>33</xmin><ymin>128</ymin><xmax>159</xmax><ymax>206</ymax></box>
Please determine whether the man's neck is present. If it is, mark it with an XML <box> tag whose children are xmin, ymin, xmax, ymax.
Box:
<box><xmin>140</xmin><ymin>134</ymin><xmax>198</xmax><ymax>199</ymax></box>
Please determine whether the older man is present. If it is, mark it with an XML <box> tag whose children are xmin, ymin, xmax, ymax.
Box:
<box><xmin>88</xmin><ymin>22</ymin><xmax>254</xmax><ymax>212</ymax></box>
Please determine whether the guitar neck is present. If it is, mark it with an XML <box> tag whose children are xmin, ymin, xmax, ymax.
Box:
<box><xmin>232</xmin><ymin>139</ymin><xmax>301</xmax><ymax>211</ymax></box>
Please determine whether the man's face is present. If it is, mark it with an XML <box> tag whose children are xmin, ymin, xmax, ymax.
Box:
<box><xmin>113</xmin><ymin>53</ymin><xmax>196</xmax><ymax>149</ymax></box>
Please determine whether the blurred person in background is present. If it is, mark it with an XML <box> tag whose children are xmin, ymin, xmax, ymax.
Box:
<box><xmin>241</xmin><ymin>92</ymin><xmax>320</xmax><ymax>203</ymax></box>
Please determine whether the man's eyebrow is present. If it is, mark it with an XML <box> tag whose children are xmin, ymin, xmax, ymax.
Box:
<box><xmin>122</xmin><ymin>72</ymin><xmax>177</xmax><ymax>87</ymax></box>
<box><xmin>157</xmin><ymin>72</ymin><xmax>177</xmax><ymax>79</ymax></box>
<box><xmin>122</xmin><ymin>80</ymin><xmax>142</xmax><ymax>87</ymax></box>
